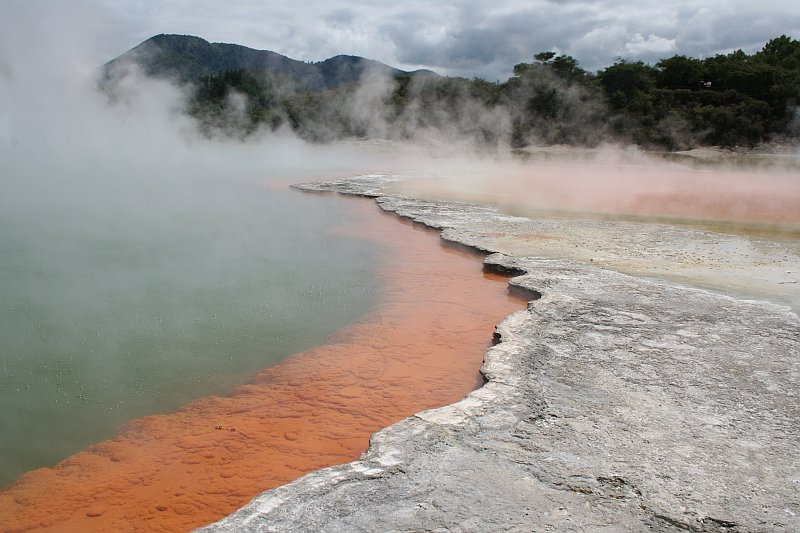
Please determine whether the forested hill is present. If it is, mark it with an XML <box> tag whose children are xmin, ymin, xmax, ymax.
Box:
<box><xmin>104</xmin><ymin>34</ymin><xmax>438</xmax><ymax>91</ymax></box>
<box><xmin>102</xmin><ymin>34</ymin><xmax>800</xmax><ymax>150</ymax></box>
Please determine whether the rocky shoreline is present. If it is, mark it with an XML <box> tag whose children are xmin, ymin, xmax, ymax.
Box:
<box><xmin>197</xmin><ymin>175</ymin><xmax>799</xmax><ymax>532</ymax></box>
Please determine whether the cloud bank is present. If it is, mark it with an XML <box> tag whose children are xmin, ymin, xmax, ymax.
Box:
<box><xmin>76</xmin><ymin>0</ymin><xmax>800</xmax><ymax>79</ymax></box>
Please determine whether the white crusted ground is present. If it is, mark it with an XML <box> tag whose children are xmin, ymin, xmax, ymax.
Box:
<box><xmin>196</xmin><ymin>176</ymin><xmax>799</xmax><ymax>533</ymax></box>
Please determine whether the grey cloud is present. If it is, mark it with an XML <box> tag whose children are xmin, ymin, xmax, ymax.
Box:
<box><xmin>676</xmin><ymin>10</ymin><xmax>800</xmax><ymax>58</ymax></box>
<box><xmin>325</xmin><ymin>8</ymin><xmax>356</xmax><ymax>26</ymax></box>
<box><xmin>29</xmin><ymin>0</ymin><xmax>800</xmax><ymax>78</ymax></box>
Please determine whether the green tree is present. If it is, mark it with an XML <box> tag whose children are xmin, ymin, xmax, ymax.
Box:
<box><xmin>533</xmin><ymin>51</ymin><xmax>556</xmax><ymax>63</ymax></box>
<box><xmin>655</xmin><ymin>55</ymin><xmax>706</xmax><ymax>87</ymax></box>
<box><xmin>758</xmin><ymin>35</ymin><xmax>800</xmax><ymax>68</ymax></box>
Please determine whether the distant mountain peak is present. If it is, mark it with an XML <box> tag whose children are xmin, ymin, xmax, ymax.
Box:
<box><xmin>104</xmin><ymin>34</ymin><xmax>439</xmax><ymax>91</ymax></box>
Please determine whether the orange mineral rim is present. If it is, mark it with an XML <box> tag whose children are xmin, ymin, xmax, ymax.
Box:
<box><xmin>0</xmin><ymin>194</ymin><xmax>527</xmax><ymax>533</ymax></box>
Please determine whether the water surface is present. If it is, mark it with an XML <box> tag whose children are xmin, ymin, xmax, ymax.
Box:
<box><xmin>0</xmin><ymin>195</ymin><xmax>526</xmax><ymax>532</ymax></box>
<box><xmin>0</xmin><ymin>175</ymin><xmax>381</xmax><ymax>487</ymax></box>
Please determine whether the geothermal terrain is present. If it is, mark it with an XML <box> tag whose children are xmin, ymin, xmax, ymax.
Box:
<box><xmin>198</xmin><ymin>158</ymin><xmax>799</xmax><ymax>533</ymax></box>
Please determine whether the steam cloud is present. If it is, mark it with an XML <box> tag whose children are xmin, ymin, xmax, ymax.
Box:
<box><xmin>1</xmin><ymin>0</ymin><xmax>798</xmax><ymax>492</ymax></box>
<box><xmin>2</xmin><ymin>2</ymin><xmax>798</xmax><ymax>293</ymax></box>
<box><xmin>0</xmin><ymin>2</ymin><xmax>394</xmax><ymax>485</ymax></box>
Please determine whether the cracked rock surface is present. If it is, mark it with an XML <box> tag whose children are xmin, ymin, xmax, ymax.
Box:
<box><xmin>196</xmin><ymin>176</ymin><xmax>799</xmax><ymax>533</ymax></box>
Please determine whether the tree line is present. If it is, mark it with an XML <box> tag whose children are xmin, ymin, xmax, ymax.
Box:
<box><xmin>187</xmin><ymin>35</ymin><xmax>800</xmax><ymax>150</ymax></box>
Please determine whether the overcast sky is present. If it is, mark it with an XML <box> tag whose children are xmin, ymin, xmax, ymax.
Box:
<box><xmin>3</xmin><ymin>0</ymin><xmax>800</xmax><ymax>80</ymax></box>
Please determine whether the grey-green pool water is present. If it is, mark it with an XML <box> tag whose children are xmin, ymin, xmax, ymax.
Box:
<box><xmin>0</xmin><ymin>168</ymin><xmax>381</xmax><ymax>488</ymax></box>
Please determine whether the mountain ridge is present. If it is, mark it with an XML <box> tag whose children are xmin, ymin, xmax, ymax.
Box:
<box><xmin>102</xmin><ymin>33</ymin><xmax>800</xmax><ymax>149</ymax></box>
<box><xmin>104</xmin><ymin>34</ymin><xmax>439</xmax><ymax>91</ymax></box>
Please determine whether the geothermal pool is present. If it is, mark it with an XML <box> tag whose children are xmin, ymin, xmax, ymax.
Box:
<box><xmin>0</xmin><ymin>184</ymin><xmax>526</xmax><ymax>532</ymax></box>
<box><xmin>0</xmin><ymin>182</ymin><xmax>383</xmax><ymax>487</ymax></box>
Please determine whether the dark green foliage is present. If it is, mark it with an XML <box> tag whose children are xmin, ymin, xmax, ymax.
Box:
<box><xmin>758</xmin><ymin>35</ymin><xmax>800</xmax><ymax>68</ymax></box>
<box><xmin>594</xmin><ymin>36</ymin><xmax>800</xmax><ymax>147</ymax></box>
<box><xmin>550</xmin><ymin>55</ymin><xmax>587</xmax><ymax>83</ymax></box>
<box><xmin>655</xmin><ymin>55</ymin><xmax>706</xmax><ymax>88</ymax></box>
<box><xmin>597</xmin><ymin>60</ymin><xmax>658</xmax><ymax>115</ymax></box>
<box><xmin>505</xmin><ymin>53</ymin><xmax>606</xmax><ymax>147</ymax></box>
<box><xmin>533</xmin><ymin>52</ymin><xmax>556</xmax><ymax>63</ymax></box>
<box><xmin>188</xmin><ymin>69</ymin><xmax>291</xmax><ymax>136</ymax></box>
<box><xmin>105</xmin><ymin>34</ymin><xmax>800</xmax><ymax>149</ymax></box>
